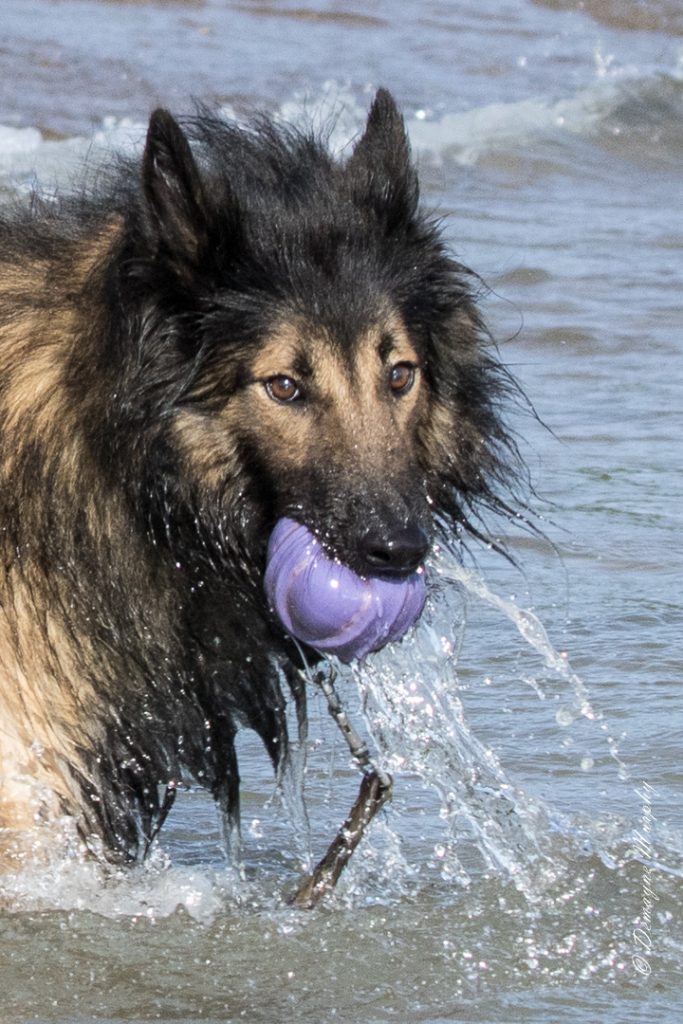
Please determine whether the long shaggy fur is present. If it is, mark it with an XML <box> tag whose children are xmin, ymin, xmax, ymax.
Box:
<box><xmin>0</xmin><ymin>91</ymin><xmax>520</xmax><ymax>863</ymax></box>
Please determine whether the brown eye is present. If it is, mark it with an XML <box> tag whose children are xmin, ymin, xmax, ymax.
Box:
<box><xmin>265</xmin><ymin>375</ymin><xmax>302</xmax><ymax>403</ymax></box>
<box><xmin>389</xmin><ymin>361</ymin><xmax>416</xmax><ymax>396</ymax></box>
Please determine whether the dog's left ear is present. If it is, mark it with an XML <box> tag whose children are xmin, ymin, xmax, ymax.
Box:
<box><xmin>142</xmin><ymin>109</ymin><xmax>210</xmax><ymax>278</ymax></box>
<box><xmin>346</xmin><ymin>89</ymin><xmax>419</xmax><ymax>231</ymax></box>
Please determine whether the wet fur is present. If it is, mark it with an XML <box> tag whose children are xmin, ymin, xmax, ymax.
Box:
<box><xmin>0</xmin><ymin>92</ymin><xmax>517</xmax><ymax>863</ymax></box>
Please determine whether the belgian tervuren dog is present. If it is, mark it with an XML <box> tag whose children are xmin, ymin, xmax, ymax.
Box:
<box><xmin>0</xmin><ymin>91</ymin><xmax>516</xmax><ymax>872</ymax></box>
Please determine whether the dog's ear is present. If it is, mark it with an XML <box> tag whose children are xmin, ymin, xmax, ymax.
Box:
<box><xmin>142</xmin><ymin>109</ymin><xmax>211</xmax><ymax>278</ymax></box>
<box><xmin>346</xmin><ymin>89</ymin><xmax>419</xmax><ymax>231</ymax></box>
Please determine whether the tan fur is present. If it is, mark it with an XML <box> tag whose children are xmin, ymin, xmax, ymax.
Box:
<box><xmin>0</xmin><ymin>218</ymin><xmax>137</xmax><ymax>862</ymax></box>
<box><xmin>241</xmin><ymin>313</ymin><xmax>422</xmax><ymax>476</ymax></box>
<box><xmin>0</xmin><ymin>582</ymin><xmax>96</xmax><ymax>864</ymax></box>
<box><xmin>170</xmin><ymin>311</ymin><xmax>424</xmax><ymax>501</ymax></box>
<box><xmin>0</xmin><ymin>220</ymin><xmax>120</xmax><ymax>474</ymax></box>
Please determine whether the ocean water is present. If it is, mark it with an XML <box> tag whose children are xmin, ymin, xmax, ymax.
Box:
<box><xmin>0</xmin><ymin>1</ymin><xmax>681</xmax><ymax>1022</ymax></box>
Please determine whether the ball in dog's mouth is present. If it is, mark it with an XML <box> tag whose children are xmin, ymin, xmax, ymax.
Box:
<box><xmin>264</xmin><ymin>517</ymin><xmax>427</xmax><ymax>663</ymax></box>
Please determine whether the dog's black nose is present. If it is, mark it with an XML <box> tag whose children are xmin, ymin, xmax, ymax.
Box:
<box><xmin>360</xmin><ymin>524</ymin><xmax>430</xmax><ymax>578</ymax></box>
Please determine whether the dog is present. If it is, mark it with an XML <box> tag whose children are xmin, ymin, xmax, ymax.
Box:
<box><xmin>0</xmin><ymin>90</ymin><xmax>516</xmax><ymax>868</ymax></box>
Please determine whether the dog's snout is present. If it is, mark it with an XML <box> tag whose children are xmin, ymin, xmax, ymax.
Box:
<box><xmin>360</xmin><ymin>524</ymin><xmax>430</xmax><ymax>578</ymax></box>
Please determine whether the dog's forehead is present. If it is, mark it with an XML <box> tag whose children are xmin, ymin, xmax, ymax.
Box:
<box><xmin>249</xmin><ymin>312</ymin><xmax>418</xmax><ymax>380</ymax></box>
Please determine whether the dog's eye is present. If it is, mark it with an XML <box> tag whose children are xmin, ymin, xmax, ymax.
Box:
<box><xmin>265</xmin><ymin>375</ymin><xmax>302</xmax><ymax>404</ymax></box>
<box><xmin>389</xmin><ymin>362</ymin><xmax>416</xmax><ymax>396</ymax></box>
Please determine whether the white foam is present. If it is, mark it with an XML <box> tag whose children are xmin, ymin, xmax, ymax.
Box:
<box><xmin>0</xmin><ymin>117</ymin><xmax>147</xmax><ymax>188</ymax></box>
<box><xmin>408</xmin><ymin>64</ymin><xmax>683</xmax><ymax>166</ymax></box>
<box><xmin>0</xmin><ymin>846</ymin><xmax>248</xmax><ymax>922</ymax></box>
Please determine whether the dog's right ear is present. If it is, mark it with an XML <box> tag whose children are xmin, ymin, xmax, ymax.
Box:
<box><xmin>142</xmin><ymin>109</ymin><xmax>211</xmax><ymax>279</ymax></box>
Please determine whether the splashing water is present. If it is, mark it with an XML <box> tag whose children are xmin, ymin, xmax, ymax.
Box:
<box><xmin>436</xmin><ymin>550</ymin><xmax>629</xmax><ymax>780</ymax></box>
<box><xmin>323</xmin><ymin>543</ymin><xmax>630</xmax><ymax>902</ymax></box>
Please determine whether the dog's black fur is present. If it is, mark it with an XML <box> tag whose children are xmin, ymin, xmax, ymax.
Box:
<box><xmin>0</xmin><ymin>91</ymin><xmax>518</xmax><ymax>863</ymax></box>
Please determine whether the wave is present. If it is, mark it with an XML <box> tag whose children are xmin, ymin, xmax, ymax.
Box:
<box><xmin>1</xmin><ymin>65</ymin><xmax>681</xmax><ymax>189</ymax></box>
<box><xmin>408</xmin><ymin>66</ymin><xmax>683</xmax><ymax>171</ymax></box>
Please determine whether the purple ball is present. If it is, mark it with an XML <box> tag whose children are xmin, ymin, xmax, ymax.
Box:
<box><xmin>264</xmin><ymin>518</ymin><xmax>427</xmax><ymax>663</ymax></box>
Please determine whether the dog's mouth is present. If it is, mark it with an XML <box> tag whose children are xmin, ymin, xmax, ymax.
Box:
<box><xmin>264</xmin><ymin>517</ymin><xmax>428</xmax><ymax>663</ymax></box>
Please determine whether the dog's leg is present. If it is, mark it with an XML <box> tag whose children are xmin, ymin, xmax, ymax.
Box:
<box><xmin>290</xmin><ymin>669</ymin><xmax>392</xmax><ymax>908</ymax></box>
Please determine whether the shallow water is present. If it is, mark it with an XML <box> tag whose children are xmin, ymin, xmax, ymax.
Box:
<box><xmin>1</xmin><ymin>1</ymin><xmax>681</xmax><ymax>1022</ymax></box>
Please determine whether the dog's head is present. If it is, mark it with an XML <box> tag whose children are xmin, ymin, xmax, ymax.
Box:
<box><xmin>126</xmin><ymin>92</ymin><xmax>515</xmax><ymax>594</ymax></box>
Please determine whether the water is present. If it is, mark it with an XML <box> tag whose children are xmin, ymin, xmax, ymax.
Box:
<box><xmin>0</xmin><ymin>1</ymin><xmax>681</xmax><ymax>1021</ymax></box>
